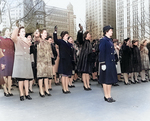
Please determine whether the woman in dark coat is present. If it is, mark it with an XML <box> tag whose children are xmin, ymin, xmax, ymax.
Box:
<box><xmin>53</xmin><ymin>26</ymin><xmax>73</xmax><ymax>94</ymax></box>
<box><xmin>0</xmin><ymin>28</ymin><xmax>14</xmax><ymax>96</ymax></box>
<box><xmin>99</xmin><ymin>25</ymin><xmax>117</xmax><ymax>103</ymax></box>
<box><xmin>77</xmin><ymin>25</ymin><xmax>93</xmax><ymax>91</ymax></box>
<box><xmin>120</xmin><ymin>38</ymin><xmax>132</xmax><ymax>85</ymax></box>
<box><xmin>131</xmin><ymin>40</ymin><xmax>141</xmax><ymax>83</ymax></box>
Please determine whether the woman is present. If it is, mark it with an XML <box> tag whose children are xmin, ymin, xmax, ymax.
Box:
<box><xmin>113</xmin><ymin>39</ymin><xmax>121</xmax><ymax>82</ymax></box>
<box><xmin>120</xmin><ymin>38</ymin><xmax>132</xmax><ymax>85</ymax></box>
<box><xmin>37</xmin><ymin>29</ymin><xmax>53</xmax><ymax>97</ymax></box>
<box><xmin>46</xmin><ymin>35</ymin><xmax>58</xmax><ymax>90</ymax></box>
<box><xmin>11</xmin><ymin>23</ymin><xmax>33</xmax><ymax>101</ymax></box>
<box><xmin>131</xmin><ymin>40</ymin><xmax>141</xmax><ymax>83</ymax></box>
<box><xmin>140</xmin><ymin>39</ymin><xmax>150</xmax><ymax>82</ymax></box>
<box><xmin>77</xmin><ymin>24</ymin><xmax>93</xmax><ymax>91</ymax></box>
<box><xmin>0</xmin><ymin>28</ymin><xmax>15</xmax><ymax>96</ymax></box>
<box><xmin>53</xmin><ymin>26</ymin><xmax>73</xmax><ymax>94</ymax></box>
<box><xmin>27</xmin><ymin>34</ymin><xmax>34</xmax><ymax>93</ymax></box>
<box><xmin>68</xmin><ymin>36</ymin><xmax>76</xmax><ymax>88</ymax></box>
<box><xmin>99</xmin><ymin>25</ymin><xmax>118</xmax><ymax>103</ymax></box>
<box><xmin>0</xmin><ymin>48</ymin><xmax>7</xmax><ymax>96</ymax></box>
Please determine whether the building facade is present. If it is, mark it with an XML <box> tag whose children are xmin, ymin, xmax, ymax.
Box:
<box><xmin>86</xmin><ymin>0</ymin><xmax>116</xmax><ymax>39</ymax></box>
<box><xmin>116</xmin><ymin>0</ymin><xmax>150</xmax><ymax>41</ymax></box>
<box><xmin>45</xmin><ymin>3</ymin><xmax>76</xmax><ymax>40</ymax></box>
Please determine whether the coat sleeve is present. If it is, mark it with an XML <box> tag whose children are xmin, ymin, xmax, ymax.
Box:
<box><xmin>77</xmin><ymin>31</ymin><xmax>84</xmax><ymax>45</ymax></box>
<box><xmin>11</xmin><ymin>27</ymin><xmax>19</xmax><ymax>43</ymax></box>
<box><xmin>99</xmin><ymin>39</ymin><xmax>106</xmax><ymax>64</ymax></box>
<box><xmin>53</xmin><ymin>32</ymin><xmax>61</xmax><ymax>45</ymax></box>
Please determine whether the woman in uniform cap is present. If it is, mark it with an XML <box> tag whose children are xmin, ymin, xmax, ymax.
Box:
<box><xmin>99</xmin><ymin>25</ymin><xmax>118</xmax><ymax>103</ymax></box>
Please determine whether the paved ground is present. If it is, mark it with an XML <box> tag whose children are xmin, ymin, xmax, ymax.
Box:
<box><xmin>0</xmin><ymin>80</ymin><xmax>150</xmax><ymax>121</ymax></box>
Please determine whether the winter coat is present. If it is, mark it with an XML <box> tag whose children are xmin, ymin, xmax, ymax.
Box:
<box><xmin>140</xmin><ymin>46</ymin><xmax>150</xmax><ymax>70</ymax></box>
<box><xmin>120</xmin><ymin>43</ymin><xmax>132</xmax><ymax>73</ymax></box>
<box><xmin>77</xmin><ymin>32</ymin><xmax>93</xmax><ymax>74</ymax></box>
<box><xmin>98</xmin><ymin>36</ymin><xmax>118</xmax><ymax>84</ymax></box>
<box><xmin>53</xmin><ymin>33</ymin><xmax>73</xmax><ymax>75</ymax></box>
<box><xmin>36</xmin><ymin>39</ymin><xmax>53</xmax><ymax>78</ymax></box>
<box><xmin>131</xmin><ymin>45</ymin><xmax>142</xmax><ymax>72</ymax></box>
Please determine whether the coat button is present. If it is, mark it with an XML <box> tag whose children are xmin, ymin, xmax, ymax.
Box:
<box><xmin>111</xmin><ymin>53</ymin><xmax>113</xmax><ymax>55</ymax></box>
<box><xmin>111</xmin><ymin>46</ymin><xmax>113</xmax><ymax>48</ymax></box>
<box><xmin>112</xmin><ymin>59</ymin><xmax>113</xmax><ymax>61</ymax></box>
<box><xmin>24</xmin><ymin>47</ymin><xmax>26</xmax><ymax>49</ymax></box>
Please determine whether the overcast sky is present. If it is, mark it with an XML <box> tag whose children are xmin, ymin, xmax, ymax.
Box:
<box><xmin>44</xmin><ymin>0</ymin><xmax>86</xmax><ymax>31</ymax></box>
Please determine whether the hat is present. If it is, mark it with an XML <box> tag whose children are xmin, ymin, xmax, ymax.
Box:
<box><xmin>103</xmin><ymin>25</ymin><xmax>113</xmax><ymax>33</ymax></box>
<box><xmin>124</xmin><ymin>37</ymin><xmax>130</xmax><ymax>42</ymax></box>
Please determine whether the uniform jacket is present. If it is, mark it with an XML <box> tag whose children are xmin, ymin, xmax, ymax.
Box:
<box><xmin>98</xmin><ymin>36</ymin><xmax>118</xmax><ymax>84</ymax></box>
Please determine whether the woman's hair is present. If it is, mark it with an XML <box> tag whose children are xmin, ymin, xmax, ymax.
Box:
<box><xmin>83</xmin><ymin>31</ymin><xmax>89</xmax><ymax>40</ymax></box>
<box><xmin>60</xmin><ymin>31</ymin><xmax>69</xmax><ymax>39</ymax></box>
<box><xmin>40</xmin><ymin>29</ymin><xmax>47</xmax><ymax>38</ymax></box>
<box><xmin>68</xmin><ymin>36</ymin><xmax>72</xmax><ymax>40</ymax></box>
<box><xmin>140</xmin><ymin>39</ymin><xmax>147</xmax><ymax>50</ymax></box>
<box><xmin>18</xmin><ymin>26</ymin><xmax>24</xmax><ymax>36</ymax></box>
<box><xmin>123</xmin><ymin>37</ymin><xmax>130</xmax><ymax>45</ymax></box>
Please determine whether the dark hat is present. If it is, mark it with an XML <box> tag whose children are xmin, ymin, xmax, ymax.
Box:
<box><xmin>132</xmin><ymin>40</ymin><xmax>138</xmax><ymax>44</ymax></box>
<box><xmin>103</xmin><ymin>25</ymin><xmax>113</xmax><ymax>33</ymax></box>
<box><xmin>124</xmin><ymin>37</ymin><xmax>130</xmax><ymax>42</ymax></box>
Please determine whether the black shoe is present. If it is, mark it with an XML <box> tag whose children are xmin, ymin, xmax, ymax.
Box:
<box><xmin>39</xmin><ymin>92</ymin><xmax>45</xmax><ymax>97</ymax></box>
<box><xmin>110</xmin><ymin>97</ymin><xmax>116</xmax><ymax>102</ymax></box>
<box><xmin>62</xmin><ymin>89</ymin><xmax>68</xmax><ymax>94</ymax></box>
<box><xmin>68</xmin><ymin>85</ymin><xmax>72</xmax><ymax>88</ymax></box>
<box><xmin>124</xmin><ymin>82</ymin><xmax>130</xmax><ymax>85</ymax></box>
<box><xmin>104</xmin><ymin>96</ymin><xmax>108</xmax><ymax>101</ymax></box>
<box><xmin>20</xmin><ymin>96</ymin><xmax>24</xmax><ymax>101</ymax></box>
<box><xmin>93</xmin><ymin>79</ymin><xmax>98</xmax><ymax>81</ymax></box>
<box><xmin>4</xmin><ymin>92</ymin><xmax>10</xmax><ymax>97</ymax></box>
<box><xmin>83</xmin><ymin>86</ymin><xmax>89</xmax><ymax>91</ymax></box>
<box><xmin>88</xmin><ymin>87</ymin><xmax>92</xmax><ymax>90</ymax></box>
<box><xmin>66</xmin><ymin>91</ymin><xmax>71</xmax><ymax>93</ymax></box>
<box><xmin>89</xmin><ymin>83</ymin><xmax>91</xmax><ymax>85</ymax></box>
<box><xmin>112</xmin><ymin>83</ymin><xmax>119</xmax><ymax>86</ymax></box>
<box><xmin>135</xmin><ymin>80</ymin><xmax>141</xmax><ymax>83</ymax></box>
<box><xmin>29</xmin><ymin>89</ymin><xmax>34</xmax><ymax>93</ymax></box>
<box><xmin>25</xmin><ymin>95</ymin><xmax>32</xmax><ymax>100</ymax></box>
<box><xmin>45</xmin><ymin>91</ymin><xmax>52</xmax><ymax>96</ymax></box>
<box><xmin>141</xmin><ymin>80</ymin><xmax>147</xmax><ymax>82</ymax></box>
<box><xmin>55</xmin><ymin>82</ymin><xmax>60</xmax><ymax>85</ymax></box>
<box><xmin>48</xmin><ymin>88</ymin><xmax>52</xmax><ymax>91</ymax></box>
<box><xmin>71</xmin><ymin>85</ymin><xmax>75</xmax><ymax>88</ymax></box>
<box><xmin>8</xmin><ymin>93</ymin><xmax>13</xmax><ymax>96</ymax></box>
<box><xmin>129</xmin><ymin>80</ymin><xmax>136</xmax><ymax>84</ymax></box>
<box><xmin>106</xmin><ymin>98</ymin><xmax>116</xmax><ymax>103</ymax></box>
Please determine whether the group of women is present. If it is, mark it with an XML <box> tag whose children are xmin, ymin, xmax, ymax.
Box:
<box><xmin>0</xmin><ymin>22</ymin><xmax>149</xmax><ymax>103</ymax></box>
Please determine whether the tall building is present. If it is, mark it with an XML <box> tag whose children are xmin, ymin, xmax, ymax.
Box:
<box><xmin>116</xmin><ymin>0</ymin><xmax>150</xmax><ymax>41</ymax></box>
<box><xmin>45</xmin><ymin>3</ymin><xmax>76</xmax><ymax>40</ymax></box>
<box><xmin>0</xmin><ymin>0</ymin><xmax>25</xmax><ymax>31</ymax></box>
<box><xmin>0</xmin><ymin>0</ymin><xmax>45</xmax><ymax>33</ymax></box>
<box><xmin>86</xmin><ymin>0</ymin><xmax>116</xmax><ymax>39</ymax></box>
<box><xmin>33</xmin><ymin>0</ymin><xmax>45</xmax><ymax>30</ymax></box>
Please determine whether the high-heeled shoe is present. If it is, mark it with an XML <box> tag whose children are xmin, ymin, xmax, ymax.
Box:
<box><xmin>20</xmin><ymin>96</ymin><xmax>24</xmax><ymax>101</ymax></box>
<box><xmin>25</xmin><ymin>95</ymin><xmax>32</xmax><ymax>100</ymax></box>
<box><xmin>83</xmin><ymin>86</ymin><xmax>89</xmax><ymax>91</ymax></box>
<box><xmin>4</xmin><ymin>92</ymin><xmax>10</xmax><ymax>97</ymax></box>
<box><xmin>48</xmin><ymin>88</ymin><xmax>52</xmax><ymax>91</ymax></box>
<box><xmin>29</xmin><ymin>89</ymin><xmax>34</xmax><ymax>93</ymax></box>
<box><xmin>62</xmin><ymin>89</ymin><xmax>68</xmax><ymax>94</ymax></box>
<box><xmin>39</xmin><ymin>92</ymin><xmax>45</xmax><ymax>97</ymax></box>
<box><xmin>45</xmin><ymin>91</ymin><xmax>51</xmax><ymax>96</ymax></box>
<box><xmin>66</xmin><ymin>91</ymin><xmax>71</xmax><ymax>93</ymax></box>
<box><xmin>88</xmin><ymin>87</ymin><xmax>92</xmax><ymax>90</ymax></box>
<box><xmin>104</xmin><ymin>96</ymin><xmax>108</xmax><ymax>101</ymax></box>
<box><xmin>8</xmin><ymin>92</ymin><xmax>13</xmax><ymax>96</ymax></box>
<box><xmin>124</xmin><ymin>81</ymin><xmax>130</xmax><ymax>85</ymax></box>
<box><xmin>55</xmin><ymin>82</ymin><xmax>60</xmax><ymax>86</ymax></box>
